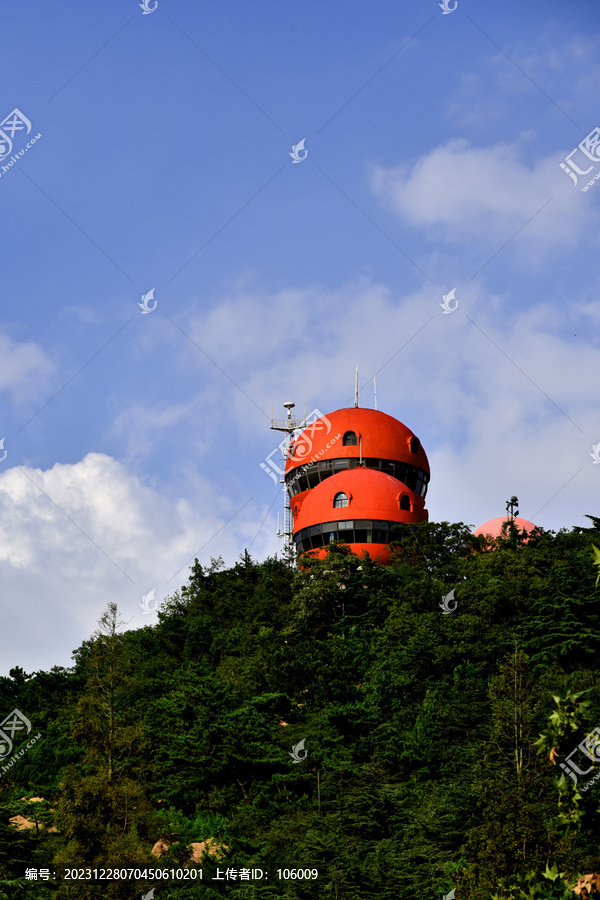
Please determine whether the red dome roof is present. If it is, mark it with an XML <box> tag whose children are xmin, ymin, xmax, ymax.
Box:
<box><xmin>474</xmin><ymin>516</ymin><xmax>537</xmax><ymax>538</ymax></box>
<box><xmin>285</xmin><ymin>407</ymin><xmax>429</xmax><ymax>476</ymax></box>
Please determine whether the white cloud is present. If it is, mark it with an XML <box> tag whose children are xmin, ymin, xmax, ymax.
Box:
<box><xmin>158</xmin><ymin>278</ymin><xmax>600</xmax><ymax>479</ymax></box>
<box><xmin>0</xmin><ymin>453</ymin><xmax>273</xmax><ymax>675</ymax></box>
<box><xmin>109</xmin><ymin>399</ymin><xmax>198</xmax><ymax>462</ymax></box>
<box><xmin>444</xmin><ymin>28</ymin><xmax>600</xmax><ymax>131</ymax></box>
<box><xmin>0</xmin><ymin>333</ymin><xmax>55</xmax><ymax>405</ymax></box>
<box><xmin>369</xmin><ymin>139</ymin><xmax>593</xmax><ymax>252</ymax></box>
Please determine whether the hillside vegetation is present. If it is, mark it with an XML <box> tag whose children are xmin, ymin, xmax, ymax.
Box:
<box><xmin>1</xmin><ymin>518</ymin><xmax>600</xmax><ymax>900</ymax></box>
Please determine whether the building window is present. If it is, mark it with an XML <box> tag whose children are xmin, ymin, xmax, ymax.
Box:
<box><xmin>343</xmin><ymin>431</ymin><xmax>357</xmax><ymax>446</ymax></box>
<box><xmin>400</xmin><ymin>495</ymin><xmax>411</xmax><ymax>511</ymax></box>
<box><xmin>404</xmin><ymin>470</ymin><xmax>417</xmax><ymax>491</ymax></box>
<box><xmin>285</xmin><ymin>456</ymin><xmax>429</xmax><ymax>498</ymax></box>
<box><xmin>334</xmin><ymin>492</ymin><xmax>348</xmax><ymax>508</ymax></box>
<box><xmin>307</xmin><ymin>468</ymin><xmax>320</xmax><ymax>488</ymax></box>
<box><xmin>410</xmin><ymin>437</ymin><xmax>420</xmax><ymax>454</ymax></box>
<box><xmin>295</xmin><ymin>519</ymin><xmax>411</xmax><ymax>553</ymax></box>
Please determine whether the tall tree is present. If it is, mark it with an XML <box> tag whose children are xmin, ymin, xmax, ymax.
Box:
<box><xmin>459</xmin><ymin>650</ymin><xmax>565</xmax><ymax>898</ymax></box>
<box><xmin>53</xmin><ymin>604</ymin><xmax>155</xmax><ymax>899</ymax></box>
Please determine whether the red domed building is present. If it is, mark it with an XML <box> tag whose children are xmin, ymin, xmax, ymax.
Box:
<box><xmin>284</xmin><ymin>407</ymin><xmax>430</xmax><ymax>562</ymax></box>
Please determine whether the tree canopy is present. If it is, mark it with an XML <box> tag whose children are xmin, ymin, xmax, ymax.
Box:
<box><xmin>1</xmin><ymin>520</ymin><xmax>600</xmax><ymax>899</ymax></box>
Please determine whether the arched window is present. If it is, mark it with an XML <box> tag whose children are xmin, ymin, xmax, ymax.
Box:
<box><xmin>410</xmin><ymin>437</ymin><xmax>420</xmax><ymax>454</ymax></box>
<box><xmin>333</xmin><ymin>492</ymin><xmax>348</xmax><ymax>508</ymax></box>
<box><xmin>343</xmin><ymin>431</ymin><xmax>357</xmax><ymax>446</ymax></box>
<box><xmin>400</xmin><ymin>495</ymin><xmax>411</xmax><ymax>511</ymax></box>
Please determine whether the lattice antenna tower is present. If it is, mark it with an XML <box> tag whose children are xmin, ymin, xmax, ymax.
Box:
<box><xmin>506</xmin><ymin>495</ymin><xmax>519</xmax><ymax>519</ymax></box>
<box><xmin>270</xmin><ymin>401</ymin><xmax>306</xmax><ymax>559</ymax></box>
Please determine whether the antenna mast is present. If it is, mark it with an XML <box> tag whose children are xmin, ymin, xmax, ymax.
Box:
<box><xmin>373</xmin><ymin>374</ymin><xmax>377</xmax><ymax>410</ymax></box>
<box><xmin>270</xmin><ymin>401</ymin><xmax>306</xmax><ymax>560</ymax></box>
<box><xmin>355</xmin><ymin>365</ymin><xmax>359</xmax><ymax>408</ymax></box>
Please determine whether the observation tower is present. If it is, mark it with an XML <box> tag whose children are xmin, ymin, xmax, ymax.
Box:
<box><xmin>276</xmin><ymin>402</ymin><xmax>430</xmax><ymax>563</ymax></box>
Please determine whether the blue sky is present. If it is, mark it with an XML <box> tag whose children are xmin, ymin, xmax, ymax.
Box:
<box><xmin>2</xmin><ymin>0</ymin><xmax>600</xmax><ymax>674</ymax></box>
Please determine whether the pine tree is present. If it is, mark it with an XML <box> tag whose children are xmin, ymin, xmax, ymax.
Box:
<box><xmin>53</xmin><ymin>604</ymin><xmax>155</xmax><ymax>899</ymax></box>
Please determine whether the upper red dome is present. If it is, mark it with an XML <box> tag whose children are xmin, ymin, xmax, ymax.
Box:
<box><xmin>285</xmin><ymin>407</ymin><xmax>429</xmax><ymax>477</ymax></box>
<box><xmin>474</xmin><ymin>516</ymin><xmax>537</xmax><ymax>538</ymax></box>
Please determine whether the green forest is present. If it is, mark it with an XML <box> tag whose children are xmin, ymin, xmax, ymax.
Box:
<box><xmin>2</xmin><ymin>518</ymin><xmax>600</xmax><ymax>900</ymax></box>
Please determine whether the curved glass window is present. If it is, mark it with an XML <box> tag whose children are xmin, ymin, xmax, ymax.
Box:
<box><xmin>343</xmin><ymin>431</ymin><xmax>358</xmax><ymax>446</ymax></box>
<box><xmin>307</xmin><ymin>468</ymin><xmax>320</xmax><ymax>488</ymax></box>
<box><xmin>403</xmin><ymin>469</ymin><xmax>416</xmax><ymax>491</ymax></box>
<box><xmin>294</xmin><ymin>519</ymin><xmax>408</xmax><ymax>553</ymax></box>
<box><xmin>334</xmin><ymin>492</ymin><xmax>348</xmax><ymax>508</ymax></box>
<box><xmin>286</xmin><ymin>457</ymin><xmax>429</xmax><ymax>498</ymax></box>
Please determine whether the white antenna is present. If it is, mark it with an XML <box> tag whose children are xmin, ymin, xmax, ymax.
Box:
<box><xmin>373</xmin><ymin>375</ymin><xmax>377</xmax><ymax>410</ymax></box>
<box><xmin>270</xmin><ymin>401</ymin><xmax>306</xmax><ymax>560</ymax></box>
<box><xmin>355</xmin><ymin>365</ymin><xmax>359</xmax><ymax>408</ymax></box>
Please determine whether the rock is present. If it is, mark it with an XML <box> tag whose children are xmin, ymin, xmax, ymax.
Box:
<box><xmin>151</xmin><ymin>837</ymin><xmax>171</xmax><ymax>857</ymax></box>
<box><xmin>573</xmin><ymin>873</ymin><xmax>600</xmax><ymax>898</ymax></box>
<box><xmin>151</xmin><ymin>836</ymin><xmax>227</xmax><ymax>864</ymax></box>
<box><xmin>9</xmin><ymin>815</ymin><xmax>35</xmax><ymax>830</ymax></box>
<box><xmin>188</xmin><ymin>840</ymin><xmax>227</xmax><ymax>863</ymax></box>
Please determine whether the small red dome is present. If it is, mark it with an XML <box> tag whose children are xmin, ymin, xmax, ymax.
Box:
<box><xmin>474</xmin><ymin>516</ymin><xmax>537</xmax><ymax>538</ymax></box>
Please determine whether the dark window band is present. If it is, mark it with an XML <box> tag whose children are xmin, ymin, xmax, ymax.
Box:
<box><xmin>294</xmin><ymin>519</ymin><xmax>405</xmax><ymax>553</ymax></box>
<box><xmin>286</xmin><ymin>457</ymin><xmax>429</xmax><ymax>498</ymax></box>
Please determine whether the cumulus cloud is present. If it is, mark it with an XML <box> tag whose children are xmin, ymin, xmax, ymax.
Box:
<box><xmin>0</xmin><ymin>453</ymin><xmax>271</xmax><ymax>675</ymax></box>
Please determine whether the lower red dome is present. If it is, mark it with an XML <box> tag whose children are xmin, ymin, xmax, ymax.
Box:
<box><xmin>292</xmin><ymin>466</ymin><xmax>428</xmax><ymax>562</ymax></box>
